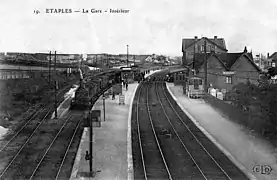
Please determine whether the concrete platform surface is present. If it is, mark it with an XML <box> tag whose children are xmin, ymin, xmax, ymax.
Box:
<box><xmin>166</xmin><ymin>83</ymin><xmax>277</xmax><ymax>180</ymax></box>
<box><xmin>70</xmin><ymin>83</ymin><xmax>138</xmax><ymax>180</ymax></box>
<box><xmin>69</xmin><ymin>69</ymin><xmax>162</xmax><ymax>180</ymax></box>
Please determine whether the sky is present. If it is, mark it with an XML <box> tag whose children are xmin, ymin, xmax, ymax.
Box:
<box><xmin>0</xmin><ymin>0</ymin><xmax>277</xmax><ymax>56</ymax></box>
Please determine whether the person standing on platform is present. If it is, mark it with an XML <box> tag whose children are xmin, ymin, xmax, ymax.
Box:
<box><xmin>126</xmin><ymin>82</ymin><xmax>128</xmax><ymax>91</ymax></box>
<box><xmin>123</xmin><ymin>79</ymin><xmax>125</xmax><ymax>88</ymax></box>
<box><xmin>112</xmin><ymin>92</ymin><xmax>115</xmax><ymax>100</ymax></box>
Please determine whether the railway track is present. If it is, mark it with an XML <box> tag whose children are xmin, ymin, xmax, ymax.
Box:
<box><xmin>0</xmin><ymin>80</ymin><xmax>77</xmax><ymax>157</ymax></box>
<box><xmin>131</xmin><ymin>72</ymin><xmax>249</xmax><ymax>179</ymax></box>
<box><xmin>0</xmin><ymin>73</ymin><xmax>116</xmax><ymax>179</ymax></box>
<box><xmin>132</xmin><ymin>82</ymin><xmax>172</xmax><ymax>180</ymax></box>
<box><xmin>29</xmin><ymin>112</ymin><xmax>83</xmax><ymax>180</ymax></box>
<box><xmin>157</xmin><ymin>81</ymin><xmax>248</xmax><ymax>179</ymax></box>
<box><xmin>0</xmin><ymin>80</ymin><xmax>80</xmax><ymax>179</ymax></box>
<box><xmin>0</xmin><ymin>111</ymin><xmax>84</xmax><ymax>179</ymax></box>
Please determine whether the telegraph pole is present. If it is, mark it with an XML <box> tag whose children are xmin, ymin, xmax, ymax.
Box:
<box><xmin>100</xmin><ymin>54</ymin><xmax>104</xmax><ymax>68</ymax></box>
<box><xmin>193</xmin><ymin>41</ymin><xmax>196</xmax><ymax>71</ymax></box>
<box><xmin>89</xmin><ymin>112</ymin><xmax>93</xmax><ymax>175</ymax></box>
<box><xmin>204</xmin><ymin>39</ymin><xmax>208</xmax><ymax>93</ymax></box>
<box><xmin>54</xmin><ymin>51</ymin><xmax>57</xmax><ymax>119</ymax></box>
<box><xmin>108</xmin><ymin>54</ymin><xmax>111</xmax><ymax>68</ymax></box>
<box><xmin>49</xmin><ymin>51</ymin><xmax>51</xmax><ymax>83</ymax></box>
<box><xmin>127</xmin><ymin>45</ymin><xmax>129</xmax><ymax>67</ymax></box>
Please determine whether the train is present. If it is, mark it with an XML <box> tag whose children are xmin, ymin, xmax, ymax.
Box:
<box><xmin>70</xmin><ymin>69</ymin><xmax>122</xmax><ymax>110</ymax></box>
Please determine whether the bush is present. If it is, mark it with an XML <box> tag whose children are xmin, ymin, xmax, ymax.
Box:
<box><xmin>204</xmin><ymin>81</ymin><xmax>277</xmax><ymax>141</ymax></box>
<box><xmin>231</xmin><ymin>82</ymin><xmax>277</xmax><ymax>139</ymax></box>
<box><xmin>0</xmin><ymin>72</ymin><xmax>79</xmax><ymax>121</ymax></box>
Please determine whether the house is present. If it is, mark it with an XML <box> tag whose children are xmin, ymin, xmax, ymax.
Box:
<box><xmin>145</xmin><ymin>56</ymin><xmax>152</xmax><ymax>62</ymax></box>
<box><xmin>133</xmin><ymin>55</ymin><xmax>149</xmax><ymax>64</ymax></box>
<box><xmin>253</xmin><ymin>53</ymin><xmax>271</xmax><ymax>71</ymax></box>
<box><xmin>182</xmin><ymin>36</ymin><xmax>228</xmax><ymax>66</ymax></box>
<box><xmin>189</xmin><ymin>48</ymin><xmax>261</xmax><ymax>91</ymax></box>
<box><xmin>268</xmin><ymin>52</ymin><xmax>277</xmax><ymax>67</ymax></box>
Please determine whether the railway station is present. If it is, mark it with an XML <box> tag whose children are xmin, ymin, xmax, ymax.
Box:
<box><xmin>2</xmin><ymin>2</ymin><xmax>277</xmax><ymax>179</ymax></box>
<box><xmin>66</xmin><ymin>66</ymin><xmax>258</xmax><ymax>180</ymax></box>
<box><xmin>1</xmin><ymin>65</ymin><xmax>274</xmax><ymax>180</ymax></box>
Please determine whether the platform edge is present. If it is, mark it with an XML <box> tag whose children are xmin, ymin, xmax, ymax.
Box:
<box><xmin>165</xmin><ymin>83</ymin><xmax>257</xmax><ymax>180</ymax></box>
<box><xmin>70</xmin><ymin>127</ymin><xmax>88</xmax><ymax>180</ymax></box>
<box><xmin>127</xmin><ymin>84</ymin><xmax>139</xmax><ymax>180</ymax></box>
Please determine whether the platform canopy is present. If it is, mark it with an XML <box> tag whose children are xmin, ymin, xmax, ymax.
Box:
<box><xmin>169</xmin><ymin>67</ymin><xmax>189</xmax><ymax>74</ymax></box>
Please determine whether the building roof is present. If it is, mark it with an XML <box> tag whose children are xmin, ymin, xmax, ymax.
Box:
<box><xmin>182</xmin><ymin>37</ymin><xmax>227</xmax><ymax>52</ymax></box>
<box><xmin>188</xmin><ymin>52</ymin><xmax>261</xmax><ymax>72</ymax></box>
<box><xmin>188</xmin><ymin>53</ymin><xmax>219</xmax><ymax>69</ymax></box>
<box><xmin>169</xmin><ymin>67</ymin><xmax>189</xmax><ymax>74</ymax></box>
<box><xmin>269</xmin><ymin>52</ymin><xmax>277</xmax><ymax>59</ymax></box>
<box><xmin>215</xmin><ymin>53</ymin><xmax>243</xmax><ymax>68</ymax></box>
<box><xmin>134</xmin><ymin>55</ymin><xmax>150</xmax><ymax>61</ymax></box>
<box><xmin>218</xmin><ymin>52</ymin><xmax>260</xmax><ymax>72</ymax></box>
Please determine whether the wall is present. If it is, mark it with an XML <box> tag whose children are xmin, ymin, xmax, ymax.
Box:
<box><xmin>197</xmin><ymin>56</ymin><xmax>230</xmax><ymax>90</ymax></box>
<box><xmin>0</xmin><ymin>70</ymin><xmax>52</xmax><ymax>80</ymax></box>
<box><xmin>183</xmin><ymin>38</ymin><xmax>227</xmax><ymax>65</ymax></box>
<box><xmin>197</xmin><ymin>55</ymin><xmax>261</xmax><ymax>91</ymax></box>
<box><xmin>231</xmin><ymin>55</ymin><xmax>260</xmax><ymax>86</ymax></box>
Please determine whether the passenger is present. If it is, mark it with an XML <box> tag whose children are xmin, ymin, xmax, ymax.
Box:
<box><xmin>112</xmin><ymin>92</ymin><xmax>115</xmax><ymax>100</ymax></box>
<box><xmin>126</xmin><ymin>82</ymin><xmax>128</xmax><ymax>90</ymax></box>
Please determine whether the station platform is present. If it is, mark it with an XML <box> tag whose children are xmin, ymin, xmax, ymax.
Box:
<box><xmin>70</xmin><ymin>69</ymin><xmax>161</xmax><ymax>180</ymax></box>
<box><xmin>166</xmin><ymin>83</ymin><xmax>277</xmax><ymax>180</ymax></box>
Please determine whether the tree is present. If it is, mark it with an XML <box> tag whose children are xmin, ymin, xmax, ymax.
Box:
<box><xmin>267</xmin><ymin>67</ymin><xmax>277</xmax><ymax>77</ymax></box>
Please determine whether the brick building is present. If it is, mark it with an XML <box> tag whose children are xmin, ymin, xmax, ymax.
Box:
<box><xmin>189</xmin><ymin>48</ymin><xmax>261</xmax><ymax>91</ymax></box>
<box><xmin>182</xmin><ymin>36</ymin><xmax>228</xmax><ymax>66</ymax></box>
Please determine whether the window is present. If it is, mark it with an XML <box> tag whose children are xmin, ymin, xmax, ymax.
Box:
<box><xmin>201</xmin><ymin>45</ymin><xmax>205</xmax><ymax>52</ymax></box>
<box><xmin>210</xmin><ymin>45</ymin><xmax>215</xmax><ymax>52</ymax></box>
<box><xmin>207</xmin><ymin>45</ymin><xmax>212</xmax><ymax>52</ymax></box>
<box><xmin>225</xmin><ymin>76</ymin><xmax>232</xmax><ymax>84</ymax></box>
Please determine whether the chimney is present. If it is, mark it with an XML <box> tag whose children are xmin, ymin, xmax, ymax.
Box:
<box><xmin>267</xmin><ymin>53</ymin><xmax>270</xmax><ymax>58</ymax></box>
<box><xmin>214</xmin><ymin>36</ymin><xmax>217</xmax><ymax>39</ymax></box>
<box><xmin>243</xmin><ymin>46</ymin><xmax>247</xmax><ymax>53</ymax></box>
<box><xmin>194</xmin><ymin>36</ymin><xmax>198</xmax><ymax>39</ymax></box>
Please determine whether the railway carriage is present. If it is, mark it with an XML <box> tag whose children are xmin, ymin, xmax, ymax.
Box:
<box><xmin>120</xmin><ymin>67</ymin><xmax>135</xmax><ymax>83</ymax></box>
<box><xmin>70</xmin><ymin>69</ymin><xmax>123</xmax><ymax>110</ymax></box>
<box><xmin>166</xmin><ymin>68</ymin><xmax>189</xmax><ymax>84</ymax></box>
